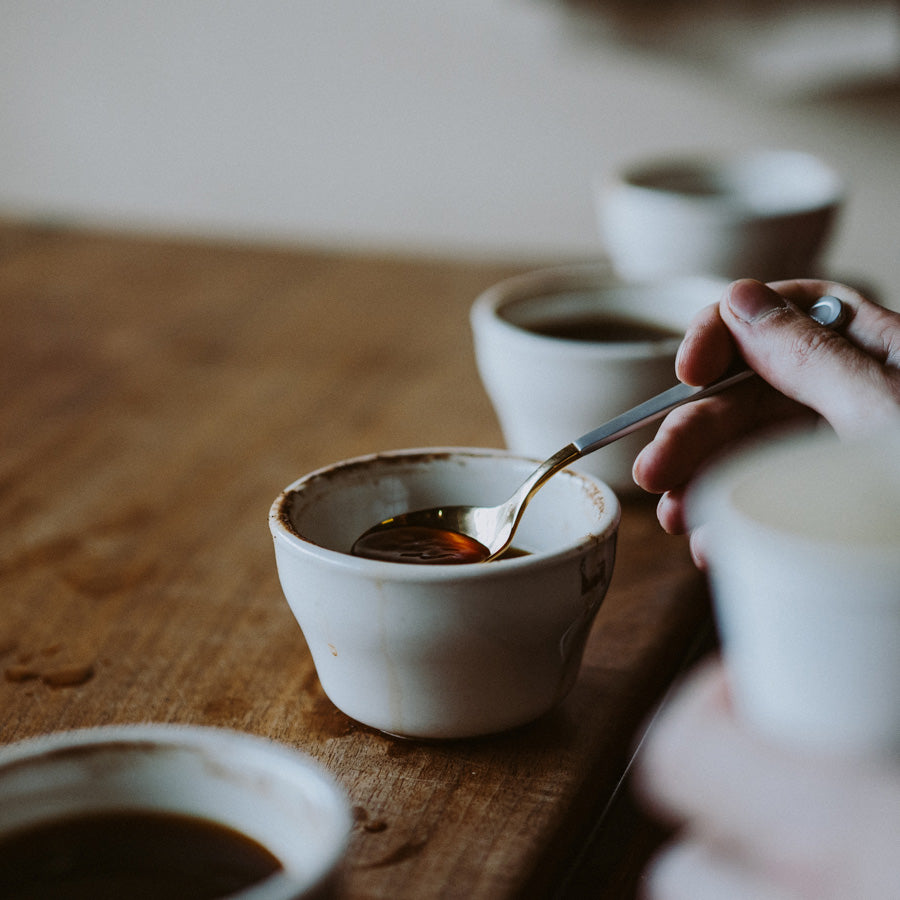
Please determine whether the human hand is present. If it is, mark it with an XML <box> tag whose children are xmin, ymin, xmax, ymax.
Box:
<box><xmin>632</xmin><ymin>279</ymin><xmax>900</xmax><ymax>557</ymax></box>
<box><xmin>635</xmin><ymin>658</ymin><xmax>900</xmax><ymax>900</ymax></box>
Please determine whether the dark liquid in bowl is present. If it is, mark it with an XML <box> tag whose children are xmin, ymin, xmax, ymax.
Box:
<box><xmin>351</xmin><ymin>526</ymin><xmax>530</xmax><ymax>564</ymax></box>
<box><xmin>352</xmin><ymin>526</ymin><xmax>491</xmax><ymax>564</ymax></box>
<box><xmin>0</xmin><ymin>810</ymin><xmax>283</xmax><ymax>900</ymax></box>
<box><xmin>524</xmin><ymin>314</ymin><xmax>680</xmax><ymax>343</ymax></box>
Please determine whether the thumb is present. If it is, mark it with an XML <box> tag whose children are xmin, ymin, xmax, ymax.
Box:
<box><xmin>721</xmin><ymin>280</ymin><xmax>893</xmax><ymax>436</ymax></box>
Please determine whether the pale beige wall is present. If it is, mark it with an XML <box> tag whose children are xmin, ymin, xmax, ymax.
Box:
<box><xmin>1</xmin><ymin>1</ymin><xmax>898</xmax><ymax>303</ymax></box>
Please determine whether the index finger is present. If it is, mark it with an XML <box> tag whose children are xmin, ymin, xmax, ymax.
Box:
<box><xmin>675</xmin><ymin>301</ymin><xmax>738</xmax><ymax>387</ymax></box>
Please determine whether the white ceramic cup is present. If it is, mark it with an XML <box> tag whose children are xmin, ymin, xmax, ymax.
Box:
<box><xmin>689</xmin><ymin>427</ymin><xmax>900</xmax><ymax>760</ymax></box>
<box><xmin>598</xmin><ymin>149</ymin><xmax>844</xmax><ymax>282</ymax></box>
<box><xmin>470</xmin><ymin>264</ymin><xmax>728</xmax><ymax>495</ymax></box>
<box><xmin>0</xmin><ymin>724</ymin><xmax>351</xmax><ymax>898</ymax></box>
<box><xmin>269</xmin><ymin>447</ymin><xmax>620</xmax><ymax>740</ymax></box>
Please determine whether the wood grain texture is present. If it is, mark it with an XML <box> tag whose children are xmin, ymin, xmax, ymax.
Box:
<box><xmin>0</xmin><ymin>222</ymin><xmax>711</xmax><ymax>898</ymax></box>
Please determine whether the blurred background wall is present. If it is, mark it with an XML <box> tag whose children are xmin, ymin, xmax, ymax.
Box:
<box><xmin>2</xmin><ymin>0</ymin><xmax>898</xmax><ymax>303</ymax></box>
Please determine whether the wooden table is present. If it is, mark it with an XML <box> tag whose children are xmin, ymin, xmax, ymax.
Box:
<box><xmin>0</xmin><ymin>221</ymin><xmax>712</xmax><ymax>898</ymax></box>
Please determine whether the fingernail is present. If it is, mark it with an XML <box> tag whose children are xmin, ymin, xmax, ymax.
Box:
<box><xmin>726</xmin><ymin>280</ymin><xmax>786</xmax><ymax>323</ymax></box>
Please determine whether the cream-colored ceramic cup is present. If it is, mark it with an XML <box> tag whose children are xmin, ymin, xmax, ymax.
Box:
<box><xmin>689</xmin><ymin>427</ymin><xmax>900</xmax><ymax>760</ymax></box>
<box><xmin>597</xmin><ymin>149</ymin><xmax>843</xmax><ymax>281</ymax></box>
<box><xmin>0</xmin><ymin>725</ymin><xmax>351</xmax><ymax>898</ymax></box>
<box><xmin>470</xmin><ymin>264</ymin><xmax>728</xmax><ymax>495</ymax></box>
<box><xmin>269</xmin><ymin>448</ymin><xmax>620</xmax><ymax>740</ymax></box>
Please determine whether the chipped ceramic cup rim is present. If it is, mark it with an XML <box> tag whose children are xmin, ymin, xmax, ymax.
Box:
<box><xmin>269</xmin><ymin>446</ymin><xmax>620</xmax><ymax>579</ymax></box>
<box><xmin>0</xmin><ymin>723</ymin><xmax>352</xmax><ymax>900</ymax></box>
<box><xmin>470</xmin><ymin>262</ymin><xmax>726</xmax><ymax>361</ymax></box>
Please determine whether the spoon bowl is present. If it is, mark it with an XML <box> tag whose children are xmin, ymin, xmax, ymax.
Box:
<box><xmin>353</xmin><ymin>296</ymin><xmax>848</xmax><ymax>562</ymax></box>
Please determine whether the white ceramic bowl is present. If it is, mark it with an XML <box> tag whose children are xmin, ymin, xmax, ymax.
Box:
<box><xmin>269</xmin><ymin>448</ymin><xmax>620</xmax><ymax>739</ymax></box>
<box><xmin>689</xmin><ymin>427</ymin><xmax>900</xmax><ymax>759</ymax></box>
<box><xmin>598</xmin><ymin>149</ymin><xmax>844</xmax><ymax>281</ymax></box>
<box><xmin>0</xmin><ymin>725</ymin><xmax>351</xmax><ymax>899</ymax></box>
<box><xmin>470</xmin><ymin>264</ymin><xmax>728</xmax><ymax>494</ymax></box>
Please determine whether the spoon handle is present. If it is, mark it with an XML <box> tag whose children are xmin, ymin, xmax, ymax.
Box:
<box><xmin>570</xmin><ymin>295</ymin><xmax>848</xmax><ymax>459</ymax></box>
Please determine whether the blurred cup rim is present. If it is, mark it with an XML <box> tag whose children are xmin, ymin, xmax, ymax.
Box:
<box><xmin>602</xmin><ymin>148</ymin><xmax>845</xmax><ymax>220</ymax></box>
<box><xmin>0</xmin><ymin>723</ymin><xmax>352</xmax><ymax>900</ymax></box>
<box><xmin>687</xmin><ymin>425</ymin><xmax>900</xmax><ymax>569</ymax></box>
<box><xmin>470</xmin><ymin>262</ymin><xmax>728</xmax><ymax>361</ymax></box>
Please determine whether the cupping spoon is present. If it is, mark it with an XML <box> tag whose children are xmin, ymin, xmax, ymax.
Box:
<box><xmin>352</xmin><ymin>296</ymin><xmax>849</xmax><ymax>564</ymax></box>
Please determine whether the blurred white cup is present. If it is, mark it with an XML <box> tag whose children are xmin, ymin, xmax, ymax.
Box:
<box><xmin>0</xmin><ymin>725</ymin><xmax>351</xmax><ymax>898</ymax></box>
<box><xmin>597</xmin><ymin>149</ymin><xmax>844</xmax><ymax>282</ymax></box>
<box><xmin>470</xmin><ymin>263</ymin><xmax>728</xmax><ymax>495</ymax></box>
<box><xmin>689</xmin><ymin>427</ymin><xmax>900</xmax><ymax>760</ymax></box>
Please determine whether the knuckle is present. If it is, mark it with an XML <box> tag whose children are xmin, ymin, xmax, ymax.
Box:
<box><xmin>787</xmin><ymin>327</ymin><xmax>842</xmax><ymax>369</ymax></box>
